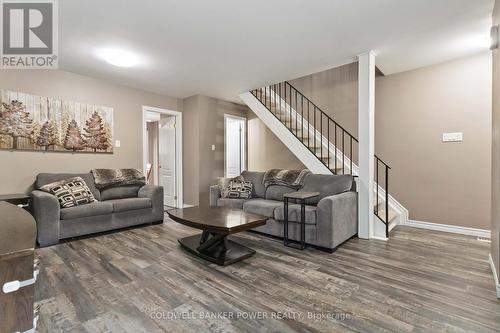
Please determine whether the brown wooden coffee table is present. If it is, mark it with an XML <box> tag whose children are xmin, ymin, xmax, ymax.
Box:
<box><xmin>167</xmin><ymin>206</ymin><xmax>267</xmax><ymax>266</ymax></box>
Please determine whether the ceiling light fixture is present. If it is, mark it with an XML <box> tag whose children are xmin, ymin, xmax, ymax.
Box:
<box><xmin>96</xmin><ymin>48</ymin><xmax>141</xmax><ymax>67</ymax></box>
<box><xmin>461</xmin><ymin>33</ymin><xmax>491</xmax><ymax>50</ymax></box>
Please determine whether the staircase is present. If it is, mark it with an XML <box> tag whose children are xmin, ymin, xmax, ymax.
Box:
<box><xmin>240</xmin><ymin>81</ymin><xmax>407</xmax><ymax>239</ymax></box>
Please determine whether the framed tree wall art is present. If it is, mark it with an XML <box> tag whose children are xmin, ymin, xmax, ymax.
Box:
<box><xmin>0</xmin><ymin>90</ymin><xmax>113</xmax><ymax>153</ymax></box>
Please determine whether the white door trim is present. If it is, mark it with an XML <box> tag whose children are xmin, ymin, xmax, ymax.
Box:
<box><xmin>224</xmin><ymin>114</ymin><xmax>246</xmax><ymax>177</ymax></box>
<box><xmin>142</xmin><ymin>106</ymin><xmax>183</xmax><ymax>208</ymax></box>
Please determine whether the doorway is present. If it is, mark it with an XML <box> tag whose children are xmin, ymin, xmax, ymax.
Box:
<box><xmin>142</xmin><ymin>106</ymin><xmax>183</xmax><ymax>208</ymax></box>
<box><xmin>224</xmin><ymin>114</ymin><xmax>246</xmax><ymax>178</ymax></box>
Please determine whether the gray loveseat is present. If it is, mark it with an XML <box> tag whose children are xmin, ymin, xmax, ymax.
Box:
<box><xmin>209</xmin><ymin>171</ymin><xmax>357</xmax><ymax>251</ymax></box>
<box><xmin>31</xmin><ymin>173</ymin><xmax>164</xmax><ymax>247</ymax></box>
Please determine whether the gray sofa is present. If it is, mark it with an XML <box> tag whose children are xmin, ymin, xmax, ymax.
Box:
<box><xmin>31</xmin><ymin>173</ymin><xmax>164</xmax><ymax>247</ymax></box>
<box><xmin>209</xmin><ymin>171</ymin><xmax>357</xmax><ymax>251</ymax></box>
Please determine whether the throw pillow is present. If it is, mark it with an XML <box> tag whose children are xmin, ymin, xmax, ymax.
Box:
<box><xmin>225</xmin><ymin>180</ymin><xmax>253</xmax><ymax>199</ymax></box>
<box><xmin>218</xmin><ymin>175</ymin><xmax>243</xmax><ymax>197</ymax></box>
<box><xmin>40</xmin><ymin>176</ymin><xmax>96</xmax><ymax>208</ymax></box>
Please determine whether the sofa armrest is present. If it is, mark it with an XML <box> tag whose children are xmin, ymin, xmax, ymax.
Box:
<box><xmin>209</xmin><ymin>185</ymin><xmax>221</xmax><ymax>207</ymax></box>
<box><xmin>316</xmin><ymin>191</ymin><xmax>358</xmax><ymax>249</ymax></box>
<box><xmin>31</xmin><ymin>190</ymin><xmax>60</xmax><ymax>247</ymax></box>
<box><xmin>138</xmin><ymin>185</ymin><xmax>164</xmax><ymax>221</ymax></box>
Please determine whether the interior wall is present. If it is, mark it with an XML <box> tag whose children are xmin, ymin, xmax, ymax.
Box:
<box><xmin>376</xmin><ymin>53</ymin><xmax>491</xmax><ymax>229</ymax></box>
<box><xmin>181</xmin><ymin>95</ymin><xmax>249</xmax><ymax>206</ymax></box>
<box><xmin>0</xmin><ymin>69</ymin><xmax>182</xmax><ymax>194</ymax></box>
<box><xmin>491</xmin><ymin>0</ymin><xmax>500</xmax><ymax>284</ymax></box>
<box><xmin>181</xmin><ymin>95</ymin><xmax>201</xmax><ymax>206</ymax></box>
<box><xmin>247</xmin><ymin>111</ymin><xmax>305</xmax><ymax>171</ymax></box>
<box><xmin>289</xmin><ymin>62</ymin><xmax>359</xmax><ymax>137</ymax></box>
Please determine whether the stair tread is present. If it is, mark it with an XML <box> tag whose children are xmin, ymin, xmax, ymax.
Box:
<box><xmin>375</xmin><ymin>208</ymin><xmax>398</xmax><ymax>223</ymax></box>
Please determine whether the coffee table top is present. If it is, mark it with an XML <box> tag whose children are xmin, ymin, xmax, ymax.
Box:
<box><xmin>167</xmin><ymin>206</ymin><xmax>267</xmax><ymax>234</ymax></box>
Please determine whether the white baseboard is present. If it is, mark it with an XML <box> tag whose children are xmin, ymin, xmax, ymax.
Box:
<box><xmin>402</xmin><ymin>219</ymin><xmax>491</xmax><ymax>239</ymax></box>
<box><xmin>489</xmin><ymin>254</ymin><xmax>500</xmax><ymax>298</ymax></box>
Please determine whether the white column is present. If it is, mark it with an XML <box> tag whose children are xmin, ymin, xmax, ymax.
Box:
<box><xmin>357</xmin><ymin>51</ymin><xmax>376</xmax><ymax>239</ymax></box>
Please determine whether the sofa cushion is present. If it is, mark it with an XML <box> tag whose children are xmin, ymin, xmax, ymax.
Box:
<box><xmin>100</xmin><ymin>185</ymin><xmax>141</xmax><ymax>201</ymax></box>
<box><xmin>241</xmin><ymin>171</ymin><xmax>266</xmax><ymax>198</ymax></box>
<box><xmin>36</xmin><ymin>173</ymin><xmax>101</xmax><ymax>200</ymax></box>
<box><xmin>108</xmin><ymin>198</ymin><xmax>152</xmax><ymax>213</ymax></box>
<box><xmin>60</xmin><ymin>201</ymin><xmax>113</xmax><ymax>220</ymax></box>
<box><xmin>243</xmin><ymin>199</ymin><xmax>282</xmax><ymax>218</ymax></box>
<box><xmin>299</xmin><ymin>174</ymin><xmax>355</xmax><ymax>205</ymax></box>
<box><xmin>265</xmin><ymin>185</ymin><xmax>296</xmax><ymax>201</ymax></box>
<box><xmin>274</xmin><ymin>204</ymin><xmax>317</xmax><ymax>225</ymax></box>
<box><xmin>217</xmin><ymin>198</ymin><xmax>248</xmax><ymax>209</ymax></box>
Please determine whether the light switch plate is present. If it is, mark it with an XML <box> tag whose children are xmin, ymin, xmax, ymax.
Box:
<box><xmin>115</xmin><ymin>140</ymin><xmax>121</xmax><ymax>148</ymax></box>
<box><xmin>211</xmin><ymin>144</ymin><xmax>215</xmax><ymax>151</ymax></box>
<box><xmin>442</xmin><ymin>132</ymin><xmax>463</xmax><ymax>142</ymax></box>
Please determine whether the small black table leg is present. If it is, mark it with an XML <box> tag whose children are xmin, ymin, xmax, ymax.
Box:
<box><xmin>300</xmin><ymin>199</ymin><xmax>306</xmax><ymax>249</ymax></box>
<box><xmin>284</xmin><ymin>197</ymin><xmax>289</xmax><ymax>246</ymax></box>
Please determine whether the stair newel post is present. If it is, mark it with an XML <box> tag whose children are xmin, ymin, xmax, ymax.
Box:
<box><xmin>385</xmin><ymin>165</ymin><xmax>389</xmax><ymax>238</ymax></box>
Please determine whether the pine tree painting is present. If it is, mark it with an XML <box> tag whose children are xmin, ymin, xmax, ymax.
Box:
<box><xmin>64</xmin><ymin>120</ymin><xmax>86</xmax><ymax>151</ymax></box>
<box><xmin>37</xmin><ymin>120</ymin><xmax>59</xmax><ymax>150</ymax></box>
<box><xmin>0</xmin><ymin>100</ymin><xmax>35</xmax><ymax>149</ymax></box>
<box><xmin>0</xmin><ymin>89</ymin><xmax>113</xmax><ymax>153</ymax></box>
<box><xmin>84</xmin><ymin>111</ymin><xmax>109</xmax><ymax>152</ymax></box>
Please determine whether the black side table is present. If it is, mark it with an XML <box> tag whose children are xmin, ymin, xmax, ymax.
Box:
<box><xmin>0</xmin><ymin>194</ymin><xmax>30</xmax><ymax>208</ymax></box>
<box><xmin>283</xmin><ymin>191</ymin><xmax>319</xmax><ymax>250</ymax></box>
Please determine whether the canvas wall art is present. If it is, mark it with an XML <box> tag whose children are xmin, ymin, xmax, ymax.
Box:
<box><xmin>0</xmin><ymin>90</ymin><xmax>113</xmax><ymax>153</ymax></box>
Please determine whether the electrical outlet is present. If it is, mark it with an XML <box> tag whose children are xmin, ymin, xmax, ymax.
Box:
<box><xmin>211</xmin><ymin>145</ymin><xmax>215</xmax><ymax>151</ymax></box>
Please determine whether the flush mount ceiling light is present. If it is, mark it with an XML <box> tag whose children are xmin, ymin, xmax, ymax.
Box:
<box><xmin>460</xmin><ymin>33</ymin><xmax>491</xmax><ymax>50</ymax></box>
<box><xmin>96</xmin><ymin>48</ymin><xmax>141</xmax><ymax>67</ymax></box>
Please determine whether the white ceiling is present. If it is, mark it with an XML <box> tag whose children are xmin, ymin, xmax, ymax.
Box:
<box><xmin>59</xmin><ymin>0</ymin><xmax>494</xmax><ymax>102</ymax></box>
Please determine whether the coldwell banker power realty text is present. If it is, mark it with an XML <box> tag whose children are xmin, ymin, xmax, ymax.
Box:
<box><xmin>1</xmin><ymin>0</ymin><xmax>58</xmax><ymax>69</ymax></box>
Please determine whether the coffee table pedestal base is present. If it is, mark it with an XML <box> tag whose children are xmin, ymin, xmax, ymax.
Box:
<box><xmin>178</xmin><ymin>233</ymin><xmax>256</xmax><ymax>266</ymax></box>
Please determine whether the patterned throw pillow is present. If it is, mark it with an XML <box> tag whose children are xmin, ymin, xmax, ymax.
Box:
<box><xmin>225</xmin><ymin>180</ymin><xmax>253</xmax><ymax>199</ymax></box>
<box><xmin>218</xmin><ymin>176</ymin><xmax>244</xmax><ymax>198</ymax></box>
<box><xmin>40</xmin><ymin>177</ymin><xmax>96</xmax><ymax>208</ymax></box>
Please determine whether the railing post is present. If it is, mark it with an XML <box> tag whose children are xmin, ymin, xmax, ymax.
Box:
<box><xmin>385</xmin><ymin>165</ymin><xmax>389</xmax><ymax>238</ymax></box>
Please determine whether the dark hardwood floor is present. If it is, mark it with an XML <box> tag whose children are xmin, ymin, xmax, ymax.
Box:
<box><xmin>35</xmin><ymin>218</ymin><xmax>500</xmax><ymax>333</ymax></box>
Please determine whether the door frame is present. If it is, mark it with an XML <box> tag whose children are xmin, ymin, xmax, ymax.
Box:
<box><xmin>142</xmin><ymin>105</ymin><xmax>183</xmax><ymax>208</ymax></box>
<box><xmin>224</xmin><ymin>114</ymin><xmax>246</xmax><ymax>178</ymax></box>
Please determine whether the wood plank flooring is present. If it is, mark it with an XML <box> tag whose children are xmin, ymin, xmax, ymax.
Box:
<box><xmin>34</xmin><ymin>218</ymin><xmax>500</xmax><ymax>333</ymax></box>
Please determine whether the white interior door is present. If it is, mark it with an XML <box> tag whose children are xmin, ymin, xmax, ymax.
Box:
<box><xmin>225</xmin><ymin>115</ymin><xmax>246</xmax><ymax>178</ymax></box>
<box><xmin>159</xmin><ymin>116</ymin><xmax>177</xmax><ymax>207</ymax></box>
